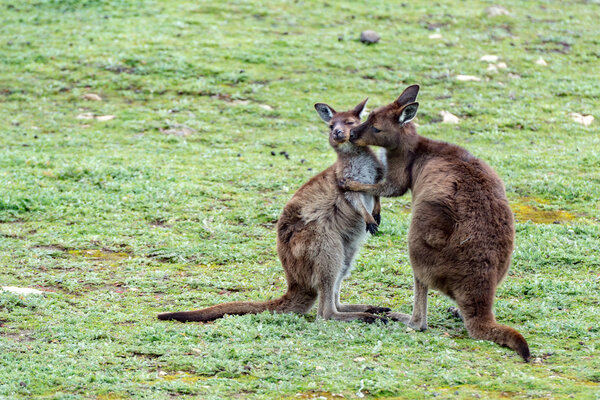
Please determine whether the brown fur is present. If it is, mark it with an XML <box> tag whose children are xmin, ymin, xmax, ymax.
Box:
<box><xmin>158</xmin><ymin>100</ymin><xmax>389</xmax><ymax>324</ymax></box>
<box><xmin>342</xmin><ymin>85</ymin><xmax>530</xmax><ymax>361</ymax></box>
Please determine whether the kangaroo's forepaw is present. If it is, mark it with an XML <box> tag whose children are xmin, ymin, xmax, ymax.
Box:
<box><xmin>447</xmin><ymin>306</ymin><xmax>463</xmax><ymax>320</ymax></box>
<box><xmin>337</xmin><ymin>178</ymin><xmax>349</xmax><ymax>190</ymax></box>
<box><xmin>373</xmin><ymin>214</ymin><xmax>381</xmax><ymax>225</ymax></box>
<box><xmin>366</xmin><ymin>222</ymin><xmax>379</xmax><ymax>235</ymax></box>
<box><xmin>365</xmin><ymin>306</ymin><xmax>392</xmax><ymax>314</ymax></box>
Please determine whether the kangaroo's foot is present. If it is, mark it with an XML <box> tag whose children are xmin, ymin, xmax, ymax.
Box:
<box><xmin>447</xmin><ymin>306</ymin><xmax>463</xmax><ymax>320</ymax></box>
<box><xmin>364</xmin><ymin>306</ymin><xmax>392</xmax><ymax>314</ymax></box>
<box><xmin>323</xmin><ymin>311</ymin><xmax>388</xmax><ymax>324</ymax></box>
<box><xmin>337</xmin><ymin>304</ymin><xmax>391</xmax><ymax>314</ymax></box>
<box><xmin>387</xmin><ymin>312</ymin><xmax>428</xmax><ymax>331</ymax></box>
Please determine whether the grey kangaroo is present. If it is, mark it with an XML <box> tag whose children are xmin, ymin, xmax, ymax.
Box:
<box><xmin>158</xmin><ymin>99</ymin><xmax>389</xmax><ymax>323</ymax></box>
<box><xmin>341</xmin><ymin>85</ymin><xmax>530</xmax><ymax>361</ymax></box>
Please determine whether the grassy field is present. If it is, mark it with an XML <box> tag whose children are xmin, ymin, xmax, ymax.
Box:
<box><xmin>1</xmin><ymin>0</ymin><xmax>599</xmax><ymax>398</ymax></box>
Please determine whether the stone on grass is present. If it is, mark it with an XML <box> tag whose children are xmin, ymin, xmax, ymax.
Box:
<box><xmin>360</xmin><ymin>30</ymin><xmax>380</xmax><ymax>44</ymax></box>
<box><xmin>429</xmin><ymin>33</ymin><xmax>443</xmax><ymax>39</ymax></box>
<box><xmin>83</xmin><ymin>93</ymin><xmax>102</xmax><ymax>101</ymax></box>
<box><xmin>160</xmin><ymin>123</ymin><xmax>196</xmax><ymax>137</ymax></box>
<box><xmin>480</xmin><ymin>55</ymin><xmax>499</xmax><ymax>62</ymax></box>
<box><xmin>95</xmin><ymin>115</ymin><xmax>115</xmax><ymax>122</ymax></box>
<box><xmin>440</xmin><ymin>111</ymin><xmax>460</xmax><ymax>124</ymax></box>
<box><xmin>2</xmin><ymin>286</ymin><xmax>44</xmax><ymax>295</ymax></box>
<box><xmin>485</xmin><ymin>5</ymin><xmax>510</xmax><ymax>17</ymax></box>
<box><xmin>456</xmin><ymin>75</ymin><xmax>481</xmax><ymax>82</ymax></box>
<box><xmin>535</xmin><ymin>57</ymin><xmax>548</xmax><ymax>66</ymax></box>
<box><xmin>569</xmin><ymin>112</ymin><xmax>594</xmax><ymax>127</ymax></box>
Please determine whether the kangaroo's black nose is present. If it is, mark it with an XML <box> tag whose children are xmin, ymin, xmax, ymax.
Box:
<box><xmin>333</xmin><ymin>129</ymin><xmax>344</xmax><ymax>140</ymax></box>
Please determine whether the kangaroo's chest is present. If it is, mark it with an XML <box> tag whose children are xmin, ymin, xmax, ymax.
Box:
<box><xmin>343</xmin><ymin>155</ymin><xmax>380</xmax><ymax>185</ymax></box>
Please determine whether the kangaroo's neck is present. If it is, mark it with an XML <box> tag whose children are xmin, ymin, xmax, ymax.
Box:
<box><xmin>334</xmin><ymin>144</ymin><xmax>380</xmax><ymax>181</ymax></box>
<box><xmin>383</xmin><ymin>128</ymin><xmax>425</xmax><ymax>193</ymax></box>
<box><xmin>386</xmin><ymin>130</ymin><xmax>472</xmax><ymax>192</ymax></box>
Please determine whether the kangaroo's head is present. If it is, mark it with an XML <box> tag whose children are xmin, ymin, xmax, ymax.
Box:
<box><xmin>314</xmin><ymin>98</ymin><xmax>368</xmax><ymax>150</ymax></box>
<box><xmin>349</xmin><ymin>85</ymin><xmax>420</xmax><ymax>150</ymax></box>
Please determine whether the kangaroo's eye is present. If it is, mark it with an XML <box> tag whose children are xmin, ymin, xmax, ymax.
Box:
<box><xmin>346</xmin><ymin>121</ymin><xmax>354</xmax><ymax>125</ymax></box>
<box><xmin>372</xmin><ymin>127</ymin><xmax>382</xmax><ymax>133</ymax></box>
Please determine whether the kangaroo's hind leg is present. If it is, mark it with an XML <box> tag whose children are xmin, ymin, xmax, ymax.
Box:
<box><xmin>387</xmin><ymin>275</ymin><xmax>428</xmax><ymax>331</ymax></box>
<box><xmin>332</xmin><ymin>243</ymin><xmax>390</xmax><ymax>315</ymax></box>
<box><xmin>315</xmin><ymin>241</ymin><xmax>386</xmax><ymax>323</ymax></box>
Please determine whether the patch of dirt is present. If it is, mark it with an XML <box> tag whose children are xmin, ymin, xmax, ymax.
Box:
<box><xmin>2</xmin><ymin>329</ymin><xmax>35</xmax><ymax>342</ymax></box>
<box><xmin>68</xmin><ymin>248</ymin><xmax>131</xmax><ymax>261</ymax></box>
<box><xmin>0</xmin><ymin>232</ymin><xmax>24</xmax><ymax>239</ymax></box>
<box><xmin>149</xmin><ymin>219</ymin><xmax>172</xmax><ymax>228</ymax></box>
<box><xmin>32</xmin><ymin>244</ymin><xmax>68</xmax><ymax>251</ymax></box>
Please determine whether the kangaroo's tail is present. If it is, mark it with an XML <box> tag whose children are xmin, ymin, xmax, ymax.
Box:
<box><xmin>464</xmin><ymin>317</ymin><xmax>530</xmax><ymax>362</ymax></box>
<box><xmin>157</xmin><ymin>290</ymin><xmax>314</xmax><ymax>322</ymax></box>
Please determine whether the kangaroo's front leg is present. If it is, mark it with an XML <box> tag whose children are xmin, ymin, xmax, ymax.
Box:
<box><xmin>340</xmin><ymin>179</ymin><xmax>408</xmax><ymax>198</ymax></box>
<box><xmin>372</xmin><ymin>196</ymin><xmax>382</xmax><ymax>226</ymax></box>
<box><xmin>344</xmin><ymin>192</ymin><xmax>378</xmax><ymax>234</ymax></box>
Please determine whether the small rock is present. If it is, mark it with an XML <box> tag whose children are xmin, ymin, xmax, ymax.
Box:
<box><xmin>456</xmin><ymin>75</ymin><xmax>481</xmax><ymax>82</ymax></box>
<box><xmin>95</xmin><ymin>115</ymin><xmax>115</xmax><ymax>122</ymax></box>
<box><xmin>315</xmin><ymin>365</ymin><xmax>324</xmax><ymax>371</ymax></box>
<box><xmin>232</xmin><ymin>99</ymin><xmax>249</xmax><ymax>105</ymax></box>
<box><xmin>82</xmin><ymin>93</ymin><xmax>102</xmax><ymax>101</ymax></box>
<box><xmin>497</xmin><ymin>62</ymin><xmax>507</xmax><ymax>69</ymax></box>
<box><xmin>479</xmin><ymin>55</ymin><xmax>499</xmax><ymax>62</ymax></box>
<box><xmin>487</xmin><ymin>64</ymin><xmax>498</xmax><ymax>73</ymax></box>
<box><xmin>158</xmin><ymin>371</ymin><xmax>168</xmax><ymax>377</ymax></box>
<box><xmin>569</xmin><ymin>112</ymin><xmax>594</xmax><ymax>127</ymax></box>
<box><xmin>440</xmin><ymin>111</ymin><xmax>460</xmax><ymax>124</ymax></box>
<box><xmin>2</xmin><ymin>286</ymin><xmax>44</xmax><ymax>295</ymax></box>
<box><xmin>535</xmin><ymin>57</ymin><xmax>548</xmax><ymax>66</ymax></box>
<box><xmin>508</xmin><ymin>73</ymin><xmax>521</xmax><ymax>79</ymax></box>
<box><xmin>428</xmin><ymin>33</ymin><xmax>443</xmax><ymax>39</ymax></box>
<box><xmin>76</xmin><ymin>112</ymin><xmax>95</xmax><ymax>120</ymax></box>
<box><xmin>259</xmin><ymin>104</ymin><xmax>273</xmax><ymax>111</ymax></box>
<box><xmin>353</xmin><ymin>356</ymin><xmax>366</xmax><ymax>362</ymax></box>
<box><xmin>360</xmin><ymin>30</ymin><xmax>380</xmax><ymax>44</ymax></box>
<box><xmin>485</xmin><ymin>5</ymin><xmax>510</xmax><ymax>17</ymax></box>
<box><xmin>160</xmin><ymin>123</ymin><xmax>196</xmax><ymax>137</ymax></box>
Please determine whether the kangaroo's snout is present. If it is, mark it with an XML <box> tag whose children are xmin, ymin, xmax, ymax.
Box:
<box><xmin>333</xmin><ymin>128</ymin><xmax>345</xmax><ymax>141</ymax></box>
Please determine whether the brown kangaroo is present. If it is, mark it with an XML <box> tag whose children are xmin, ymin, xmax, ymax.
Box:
<box><xmin>158</xmin><ymin>99</ymin><xmax>389</xmax><ymax>323</ymax></box>
<box><xmin>341</xmin><ymin>85</ymin><xmax>530</xmax><ymax>361</ymax></box>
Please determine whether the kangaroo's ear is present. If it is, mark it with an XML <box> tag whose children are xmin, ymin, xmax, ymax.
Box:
<box><xmin>314</xmin><ymin>103</ymin><xmax>336</xmax><ymax>123</ymax></box>
<box><xmin>395</xmin><ymin>84</ymin><xmax>420</xmax><ymax>107</ymax></box>
<box><xmin>352</xmin><ymin>98</ymin><xmax>369</xmax><ymax>119</ymax></box>
<box><xmin>398</xmin><ymin>102</ymin><xmax>419</xmax><ymax>125</ymax></box>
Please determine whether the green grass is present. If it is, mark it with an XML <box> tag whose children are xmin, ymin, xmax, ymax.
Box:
<box><xmin>1</xmin><ymin>0</ymin><xmax>599</xmax><ymax>398</ymax></box>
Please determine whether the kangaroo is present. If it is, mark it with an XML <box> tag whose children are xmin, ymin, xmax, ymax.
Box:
<box><xmin>340</xmin><ymin>85</ymin><xmax>530</xmax><ymax>361</ymax></box>
<box><xmin>158</xmin><ymin>99</ymin><xmax>389</xmax><ymax>323</ymax></box>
